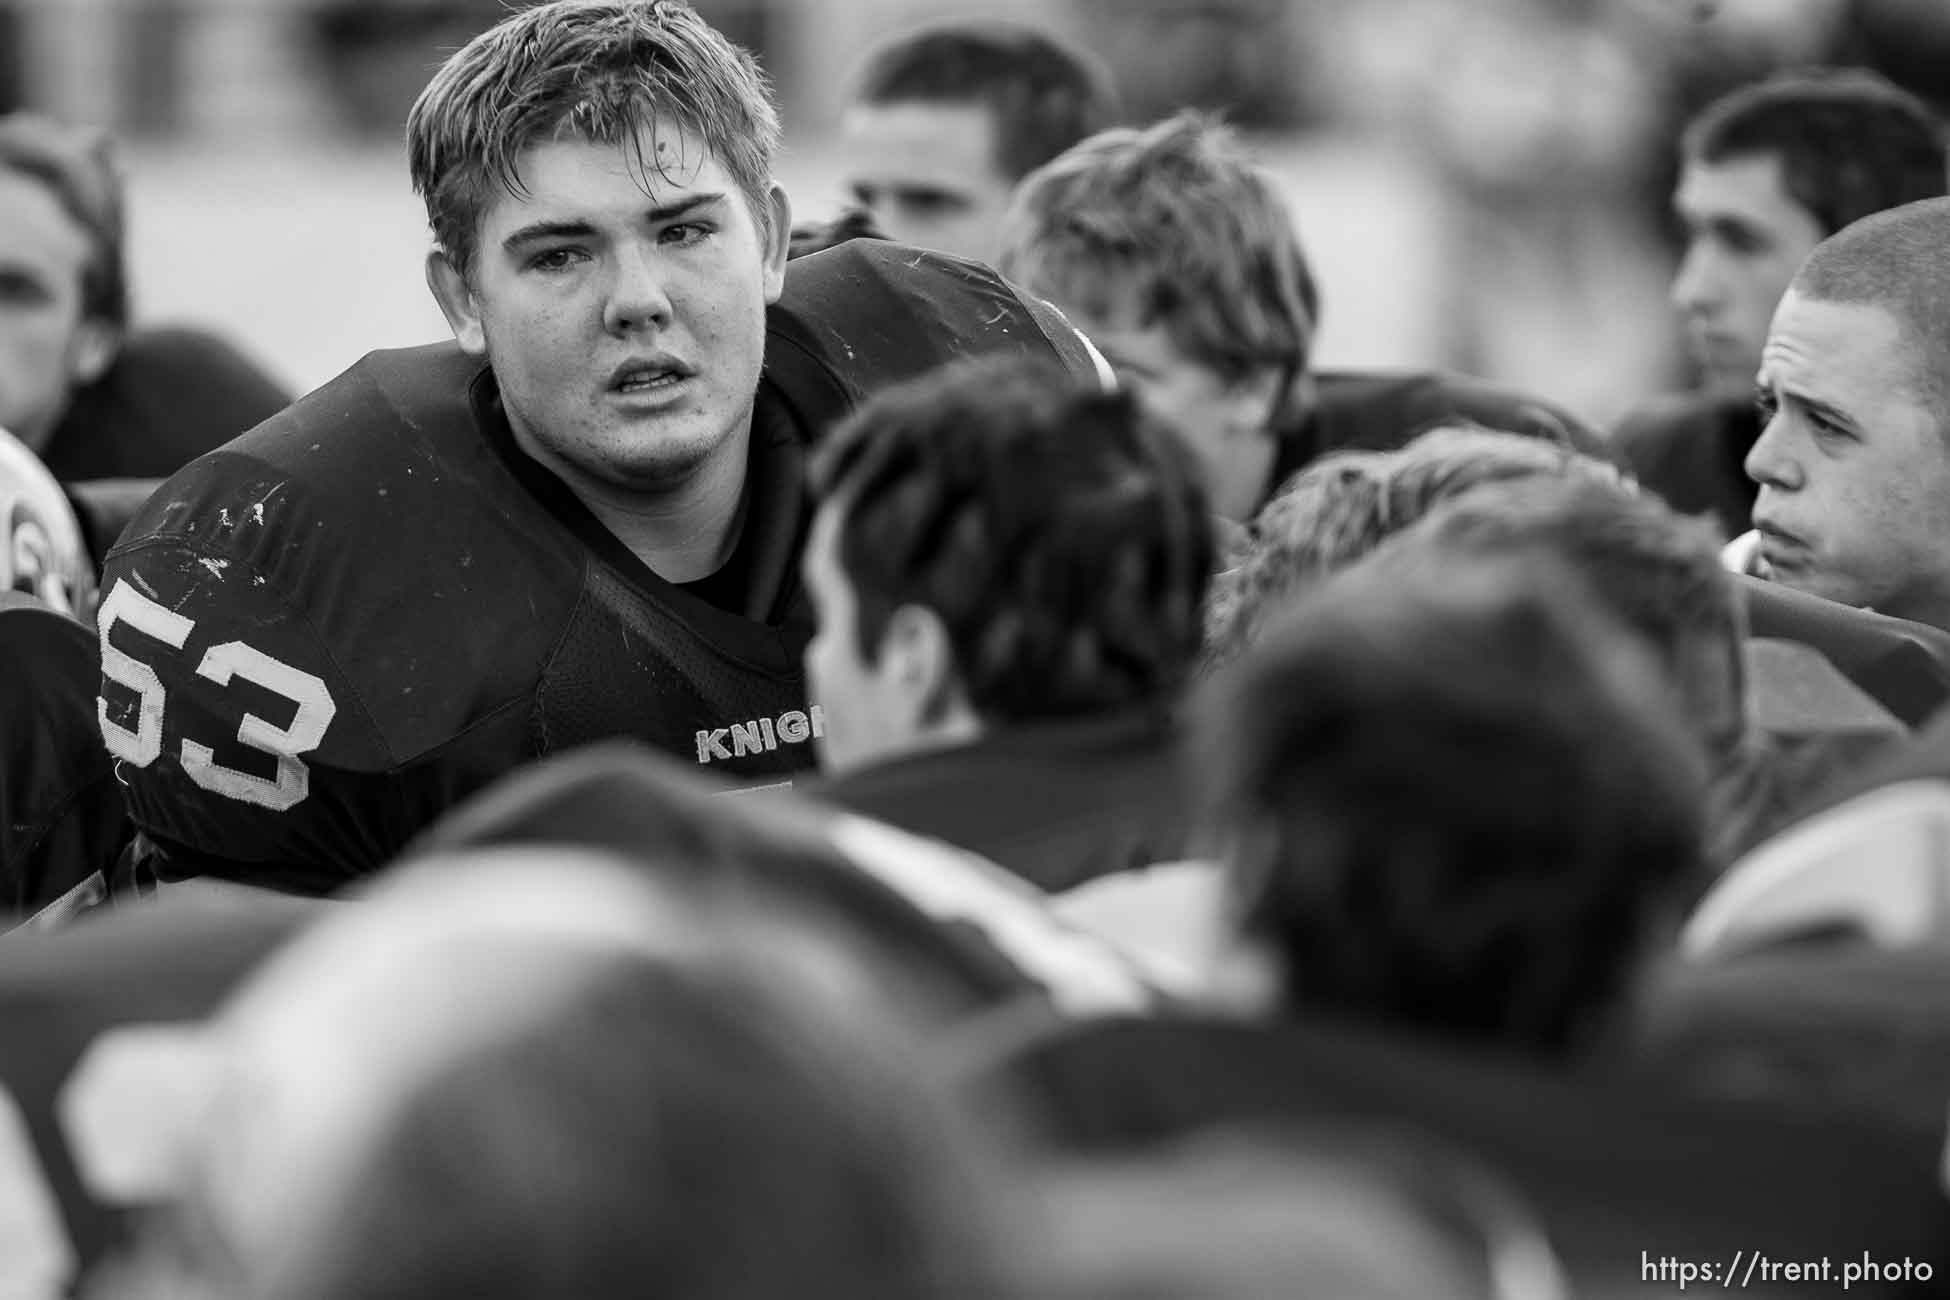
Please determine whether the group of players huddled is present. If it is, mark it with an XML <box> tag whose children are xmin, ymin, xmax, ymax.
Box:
<box><xmin>6</xmin><ymin>1</ymin><xmax>1950</xmax><ymax>1296</ymax></box>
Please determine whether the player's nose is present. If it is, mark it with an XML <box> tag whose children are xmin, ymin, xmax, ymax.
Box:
<box><xmin>603</xmin><ymin>246</ymin><xmax>674</xmax><ymax>335</ymax></box>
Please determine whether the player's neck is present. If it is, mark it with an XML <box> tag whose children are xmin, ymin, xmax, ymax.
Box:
<box><xmin>568</xmin><ymin>431</ymin><xmax>755</xmax><ymax>584</ymax></box>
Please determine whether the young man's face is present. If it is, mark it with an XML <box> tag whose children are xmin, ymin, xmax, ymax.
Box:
<box><xmin>1748</xmin><ymin>290</ymin><xmax>1950</xmax><ymax>629</ymax></box>
<box><xmin>1671</xmin><ymin>152</ymin><xmax>1826</xmax><ymax>397</ymax></box>
<box><xmin>1058</xmin><ymin>308</ymin><xmax>1279</xmax><ymax>523</ymax></box>
<box><xmin>0</xmin><ymin>167</ymin><xmax>112</xmax><ymax>452</ymax></box>
<box><xmin>839</xmin><ymin>100</ymin><xmax>1015</xmax><ymax>263</ymax></box>
<box><xmin>432</xmin><ymin>123</ymin><xmax>790</xmax><ymax>500</ymax></box>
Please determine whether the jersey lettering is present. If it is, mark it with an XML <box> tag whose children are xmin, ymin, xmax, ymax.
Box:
<box><xmin>695</xmin><ymin>706</ymin><xmax>824</xmax><ymax>765</ymax></box>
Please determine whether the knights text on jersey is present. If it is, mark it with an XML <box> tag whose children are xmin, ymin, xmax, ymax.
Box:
<box><xmin>95</xmin><ymin>242</ymin><xmax>1102</xmax><ymax>892</ymax></box>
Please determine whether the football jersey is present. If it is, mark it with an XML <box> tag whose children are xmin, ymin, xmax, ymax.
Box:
<box><xmin>0</xmin><ymin>594</ymin><xmax>130</xmax><ymax>921</ymax></box>
<box><xmin>95</xmin><ymin>243</ymin><xmax>1103</xmax><ymax>894</ymax></box>
<box><xmin>1612</xmin><ymin>389</ymin><xmax>1759</xmax><ymax>540</ymax></box>
<box><xmin>801</xmin><ymin>706</ymin><xmax>1195</xmax><ymax>893</ymax></box>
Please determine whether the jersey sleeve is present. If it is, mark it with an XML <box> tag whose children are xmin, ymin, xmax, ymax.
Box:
<box><xmin>95</xmin><ymin>538</ymin><xmax>396</xmax><ymax>891</ymax></box>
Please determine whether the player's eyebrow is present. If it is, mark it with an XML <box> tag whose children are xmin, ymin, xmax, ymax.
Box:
<box><xmin>1785</xmin><ymin>388</ymin><xmax>1858</xmax><ymax>429</ymax></box>
<box><xmin>500</xmin><ymin>194</ymin><xmax>727</xmax><ymax>253</ymax></box>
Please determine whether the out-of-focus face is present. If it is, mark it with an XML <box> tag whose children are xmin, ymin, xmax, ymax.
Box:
<box><xmin>0</xmin><ymin>168</ymin><xmax>112</xmax><ymax>451</ymax></box>
<box><xmin>431</xmin><ymin>123</ymin><xmax>789</xmax><ymax>502</ymax></box>
<box><xmin>1056</xmin><ymin>308</ymin><xmax>1278</xmax><ymax>523</ymax></box>
<box><xmin>801</xmin><ymin>499</ymin><xmax>922</xmax><ymax>775</ymax></box>
<box><xmin>839</xmin><ymin>100</ymin><xmax>1015</xmax><ymax>263</ymax></box>
<box><xmin>180</xmin><ymin>854</ymin><xmax>693</xmax><ymax>1287</ymax></box>
<box><xmin>1671</xmin><ymin>153</ymin><xmax>1826</xmax><ymax>397</ymax></box>
<box><xmin>1747</xmin><ymin>291</ymin><xmax>1950</xmax><ymax>628</ymax></box>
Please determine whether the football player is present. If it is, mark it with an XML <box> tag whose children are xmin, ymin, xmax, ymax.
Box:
<box><xmin>838</xmin><ymin>19</ymin><xmax>1119</xmax><ymax>264</ymax></box>
<box><xmin>795</xmin><ymin>356</ymin><xmax>1213</xmax><ymax>891</ymax></box>
<box><xmin>997</xmin><ymin>111</ymin><xmax>1611</xmax><ymax>534</ymax></box>
<box><xmin>94</xmin><ymin>0</ymin><xmax>1105</xmax><ymax>894</ymax></box>
<box><xmin>0</xmin><ymin>431</ymin><xmax>122</xmax><ymax>921</ymax></box>
<box><xmin>1617</xmin><ymin>69</ymin><xmax>1944</xmax><ymax>537</ymax></box>
<box><xmin>0</xmin><ymin>113</ymin><xmax>289</xmax><ymax>481</ymax></box>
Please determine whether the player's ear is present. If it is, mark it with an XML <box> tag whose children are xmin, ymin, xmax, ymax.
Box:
<box><xmin>426</xmin><ymin>248</ymin><xmax>487</xmax><ymax>356</ymax></box>
<box><xmin>760</xmin><ymin>182</ymin><xmax>792</xmax><ymax>304</ymax></box>
<box><xmin>881</xmin><ymin>602</ymin><xmax>962</xmax><ymax>726</ymax></box>
<box><xmin>1223</xmin><ymin>363</ymin><xmax>1288</xmax><ymax>440</ymax></box>
<box><xmin>69</xmin><ymin>317</ymin><xmax>120</xmax><ymax>387</ymax></box>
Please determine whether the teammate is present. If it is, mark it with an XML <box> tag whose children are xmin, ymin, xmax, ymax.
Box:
<box><xmin>1616</xmin><ymin>69</ymin><xmax>1944</xmax><ymax>536</ymax></box>
<box><xmin>94</xmin><ymin>0</ymin><xmax>1105</xmax><ymax>894</ymax></box>
<box><xmin>0</xmin><ymin>428</ymin><xmax>122</xmax><ymax>921</ymax></box>
<box><xmin>797</xmin><ymin>356</ymin><xmax>1212</xmax><ymax>890</ymax></box>
<box><xmin>997</xmin><ymin>111</ymin><xmax>1610</xmax><ymax>533</ymax></box>
<box><xmin>1741</xmin><ymin>197</ymin><xmax>1950</xmax><ymax>637</ymax></box>
<box><xmin>840</xmin><ymin>20</ymin><xmax>1118</xmax><ymax>263</ymax></box>
<box><xmin>0</xmin><ymin>113</ymin><xmax>289</xmax><ymax>480</ymax></box>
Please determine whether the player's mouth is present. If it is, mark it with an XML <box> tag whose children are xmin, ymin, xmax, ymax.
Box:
<box><xmin>1753</xmin><ymin>520</ymin><xmax>1813</xmax><ymax>576</ymax></box>
<box><xmin>606</xmin><ymin>357</ymin><xmax>696</xmax><ymax>396</ymax></box>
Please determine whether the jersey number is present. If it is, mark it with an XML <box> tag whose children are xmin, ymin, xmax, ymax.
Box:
<box><xmin>97</xmin><ymin>579</ymin><xmax>337</xmax><ymax>812</ymax></box>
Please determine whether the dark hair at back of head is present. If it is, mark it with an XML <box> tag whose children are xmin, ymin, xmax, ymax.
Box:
<box><xmin>853</xmin><ymin>20</ymin><xmax>1121</xmax><ymax>181</ymax></box>
<box><xmin>1203</xmin><ymin>546</ymin><xmax>1704</xmax><ymax>1057</ymax></box>
<box><xmin>1684</xmin><ymin>67</ymin><xmax>1946</xmax><ymax>235</ymax></box>
<box><xmin>810</xmin><ymin>355</ymin><xmax>1214</xmax><ymax>723</ymax></box>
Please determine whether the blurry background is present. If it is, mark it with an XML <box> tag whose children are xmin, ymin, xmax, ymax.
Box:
<box><xmin>5</xmin><ymin>0</ymin><xmax>1950</xmax><ymax>427</ymax></box>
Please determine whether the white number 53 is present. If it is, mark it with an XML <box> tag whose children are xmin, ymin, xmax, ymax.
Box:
<box><xmin>96</xmin><ymin>579</ymin><xmax>337</xmax><ymax>812</ymax></box>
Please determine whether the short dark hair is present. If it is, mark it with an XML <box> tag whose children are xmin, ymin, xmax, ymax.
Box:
<box><xmin>852</xmin><ymin>20</ymin><xmax>1120</xmax><ymax>182</ymax></box>
<box><xmin>0</xmin><ymin>113</ymin><xmax>128</xmax><ymax>330</ymax></box>
<box><xmin>1683</xmin><ymin>67</ymin><xmax>1946</xmax><ymax>237</ymax></box>
<box><xmin>1409</xmin><ymin>477</ymin><xmax>1745</xmax><ymax>761</ymax></box>
<box><xmin>1204</xmin><ymin>548</ymin><xmax>1704</xmax><ymax>1057</ymax></box>
<box><xmin>809</xmin><ymin>356</ymin><xmax>1214</xmax><ymax>723</ymax></box>
<box><xmin>1791</xmin><ymin>195</ymin><xmax>1950</xmax><ymax>415</ymax></box>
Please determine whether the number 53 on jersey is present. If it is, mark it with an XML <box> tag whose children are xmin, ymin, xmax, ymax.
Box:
<box><xmin>97</xmin><ymin>578</ymin><xmax>337</xmax><ymax>813</ymax></box>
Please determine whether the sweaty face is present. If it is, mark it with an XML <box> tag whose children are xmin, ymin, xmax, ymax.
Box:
<box><xmin>0</xmin><ymin>168</ymin><xmax>107</xmax><ymax>451</ymax></box>
<box><xmin>801</xmin><ymin>500</ymin><xmax>919</xmax><ymax>776</ymax></box>
<box><xmin>1671</xmin><ymin>154</ymin><xmax>1826</xmax><ymax>397</ymax></box>
<box><xmin>442</xmin><ymin>125</ymin><xmax>788</xmax><ymax>498</ymax></box>
<box><xmin>1748</xmin><ymin>292</ymin><xmax>1950</xmax><ymax>628</ymax></box>
<box><xmin>839</xmin><ymin>101</ymin><xmax>1016</xmax><ymax>263</ymax></box>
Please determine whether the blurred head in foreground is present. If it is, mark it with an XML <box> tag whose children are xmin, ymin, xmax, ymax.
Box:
<box><xmin>1200</xmin><ymin>545</ymin><xmax>1705</xmax><ymax>1058</ymax></box>
<box><xmin>87</xmin><ymin>846</ymin><xmax>1025</xmax><ymax>1300</ymax></box>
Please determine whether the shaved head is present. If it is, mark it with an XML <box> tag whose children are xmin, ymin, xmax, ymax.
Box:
<box><xmin>1792</xmin><ymin>197</ymin><xmax>1950</xmax><ymax>416</ymax></box>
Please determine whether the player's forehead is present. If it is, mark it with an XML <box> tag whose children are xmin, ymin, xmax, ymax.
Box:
<box><xmin>1762</xmin><ymin>292</ymin><xmax>1918</xmax><ymax>404</ymax></box>
<box><xmin>476</xmin><ymin>121</ymin><xmax>733</xmax><ymax>231</ymax></box>
<box><xmin>1673</xmin><ymin>152</ymin><xmax>1802</xmax><ymax>227</ymax></box>
<box><xmin>0</xmin><ymin>166</ymin><xmax>92</xmax><ymax>275</ymax></box>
